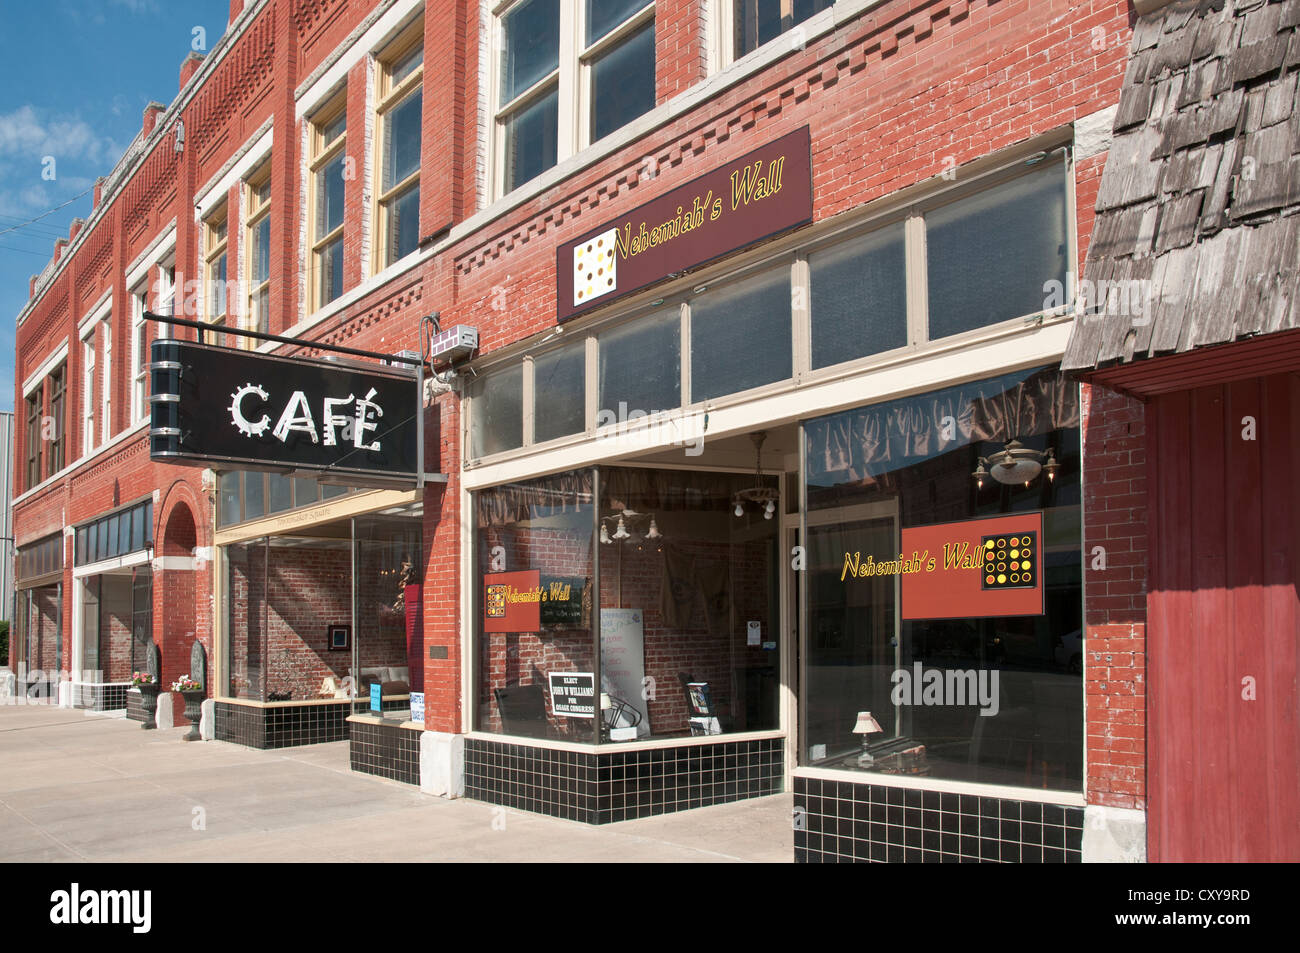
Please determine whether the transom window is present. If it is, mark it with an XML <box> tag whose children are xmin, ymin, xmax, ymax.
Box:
<box><xmin>494</xmin><ymin>0</ymin><xmax>656</xmax><ymax>197</ymax></box>
<box><xmin>469</xmin><ymin>152</ymin><xmax>1072</xmax><ymax>462</ymax></box>
<box><xmin>375</xmin><ymin>22</ymin><xmax>423</xmax><ymax>269</ymax></box>
<box><xmin>310</xmin><ymin>92</ymin><xmax>348</xmax><ymax>311</ymax></box>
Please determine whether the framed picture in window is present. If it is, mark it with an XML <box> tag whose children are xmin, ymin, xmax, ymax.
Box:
<box><xmin>328</xmin><ymin>624</ymin><xmax>351</xmax><ymax>651</ymax></box>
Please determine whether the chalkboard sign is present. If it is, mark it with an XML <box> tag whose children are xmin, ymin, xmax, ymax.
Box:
<box><xmin>548</xmin><ymin>672</ymin><xmax>595</xmax><ymax>719</ymax></box>
<box><xmin>540</xmin><ymin>575</ymin><xmax>585</xmax><ymax>626</ymax></box>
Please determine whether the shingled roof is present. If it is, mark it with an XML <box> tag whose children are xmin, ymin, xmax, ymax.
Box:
<box><xmin>1061</xmin><ymin>0</ymin><xmax>1300</xmax><ymax>372</ymax></box>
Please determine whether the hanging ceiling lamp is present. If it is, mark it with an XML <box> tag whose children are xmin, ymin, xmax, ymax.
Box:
<box><xmin>973</xmin><ymin>440</ymin><xmax>1061</xmax><ymax>489</ymax></box>
<box><xmin>732</xmin><ymin>431</ymin><xmax>780</xmax><ymax>519</ymax></box>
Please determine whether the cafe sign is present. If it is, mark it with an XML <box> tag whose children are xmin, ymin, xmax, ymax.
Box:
<box><xmin>556</xmin><ymin>125</ymin><xmax>813</xmax><ymax>322</ymax></box>
<box><xmin>149</xmin><ymin>339</ymin><xmax>421</xmax><ymax>482</ymax></box>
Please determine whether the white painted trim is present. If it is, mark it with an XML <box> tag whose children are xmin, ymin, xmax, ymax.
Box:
<box><xmin>78</xmin><ymin>289</ymin><xmax>113</xmax><ymax>336</ymax></box>
<box><xmin>21</xmin><ymin>340</ymin><xmax>69</xmax><ymax>397</ymax></box>
<box><xmin>125</xmin><ymin>223</ymin><xmax>177</xmax><ymax>290</ymax></box>
<box><xmin>793</xmin><ymin>765</ymin><xmax>1087</xmax><ymax>806</ymax></box>
<box><xmin>152</xmin><ymin>556</ymin><xmax>194</xmax><ymax>571</ymax></box>
<box><xmin>195</xmin><ymin>126</ymin><xmax>274</xmax><ymax>220</ymax></box>
<box><xmin>73</xmin><ymin>549</ymin><xmax>151</xmax><ymax>579</ymax></box>
<box><xmin>295</xmin><ymin>0</ymin><xmax>425</xmax><ymax>119</ymax></box>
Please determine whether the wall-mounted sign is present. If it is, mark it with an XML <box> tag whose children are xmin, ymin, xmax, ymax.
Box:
<box><xmin>556</xmin><ymin>126</ymin><xmax>813</xmax><ymax>323</ymax></box>
<box><xmin>548</xmin><ymin>672</ymin><xmax>596</xmax><ymax>719</ymax></box>
<box><xmin>840</xmin><ymin>513</ymin><xmax>1045</xmax><ymax>621</ymax></box>
<box><xmin>483</xmin><ymin>569</ymin><xmax>542</xmax><ymax>633</ymax></box>
<box><xmin>539</xmin><ymin>575</ymin><xmax>585</xmax><ymax>625</ymax></box>
<box><xmin>149</xmin><ymin>339</ymin><xmax>420</xmax><ymax>482</ymax></box>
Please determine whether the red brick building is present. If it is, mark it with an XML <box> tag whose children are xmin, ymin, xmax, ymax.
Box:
<box><xmin>9</xmin><ymin>0</ymin><xmax>1170</xmax><ymax>861</ymax></box>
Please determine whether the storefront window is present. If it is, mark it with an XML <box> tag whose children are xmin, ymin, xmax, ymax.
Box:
<box><xmin>598</xmin><ymin>308</ymin><xmax>679</xmax><ymax>423</ymax></box>
<box><xmin>801</xmin><ymin>365</ymin><xmax>1082</xmax><ymax>791</ymax></box>
<box><xmin>475</xmin><ymin>467</ymin><xmax>780</xmax><ymax>743</ymax></box>
<box><xmin>533</xmin><ymin>340</ymin><xmax>585</xmax><ymax>443</ymax></box>
<box><xmin>476</xmin><ymin>470</ymin><xmax>596</xmax><ymax>740</ymax></box>
<box><xmin>469</xmin><ymin>364</ymin><xmax>524</xmax><ymax>458</ymax></box>
<box><xmin>222</xmin><ymin>508</ymin><xmax>422</xmax><ymax>710</ymax></box>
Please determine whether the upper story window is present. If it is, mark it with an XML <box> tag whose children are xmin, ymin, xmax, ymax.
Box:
<box><xmin>310</xmin><ymin>93</ymin><xmax>348</xmax><ymax>311</ymax></box>
<box><xmin>48</xmin><ymin>363</ymin><xmax>66</xmax><ymax>474</ymax></box>
<box><xmin>204</xmin><ymin>204</ymin><xmax>229</xmax><ymax>341</ymax></box>
<box><xmin>25</xmin><ymin>389</ymin><xmax>41</xmax><ymax>489</ymax></box>
<box><xmin>245</xmin><ymin>161</ymin><xmax>272</xmax><ymax>341</ymax></box>
<box><xmin>376</xmin><ymin>23</ymin><xmax>423</xmax><ymax>269</ymax></box>
<box><xmin>729</xmin><ymin>0</ymin><xmax>833</xmax><ymax>60</ymax></box>
<box><xmin>100</xmin><ymin>316</ymin><xmax>112</xmax><ymax>443</ymax></box>
<box><xmin>131</xmin><ymin>287</ymin><xmax>149</xmax><ymax>423</ymax></box>
<box><xmin>494</xmin><ymin>0</ymin><xmax>656</xmax><ymax>197</ymax></box>
<box><xmin>81</xmin><ymin>327</ymin><xmax>96</xmax><ymax>453</ymax></box>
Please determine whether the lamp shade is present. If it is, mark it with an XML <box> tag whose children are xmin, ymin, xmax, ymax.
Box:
<box><xmin>853</xmin><ymin>711</ymin><xmax>883</xmax><ymax>734</ymax></box>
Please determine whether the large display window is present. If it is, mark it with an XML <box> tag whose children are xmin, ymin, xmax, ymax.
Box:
<box><xmin>801</xmin><ymin>365</ymin><xmax>1082</xmax><ymax>791</ymax></box>
<box><xmin>221</xmin><ymin>507</ymin><xmax>422</xmax><ymax>715</ymax></box>
<box><xmin>474</xmin><ymin>466</ymin><xmax>781</xmax><ymax>744</ymax></box>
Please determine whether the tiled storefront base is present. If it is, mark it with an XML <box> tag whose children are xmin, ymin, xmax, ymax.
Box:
<box><xmin>794</xmin><ymin>775</ymin><xmax>1084</xmax><ymax>863</ymax></box>
<box><xmin>73</xmin><ymin>682</ymin><xmax>129</xmax><ymax>711</ymax></box>
<box><xmin>214</xmin><ymin>700</ymin><xmax>352</xmax><ymax>749</ymax></box>
<box><xmin>465</xmin><ymin>735</ymin><xmax>784</xmax><ymax>825</ymax></box>
<box><xmin>349</xmin><ymin>718</ymin><xmax>421</xmax><ymax>785</ymax></box>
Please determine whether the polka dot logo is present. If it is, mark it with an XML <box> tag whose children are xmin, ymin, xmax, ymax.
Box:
<box><xmin>981</xmin><ymin>531</ymin><xmax>1037</xmax><ymax>590</ymax></box>
<box><xmin>573</xmin><ymin>228</ymin><xmax>619</xmax><ymax>307</ymax></box>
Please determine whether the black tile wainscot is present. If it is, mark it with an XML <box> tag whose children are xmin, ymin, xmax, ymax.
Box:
<box><xmin>464</xmin><ymin>736</ymin><xmax>784</xmax><ymax>824</ymax></box>
<box><xmin>793</xmin><ymin>776</ymin><xmax>1084</xmax><ymax>863</ymax></box>
<box><xmin>214</xmin><ymin>700</ymin><xmax>352</xmax><ymax>749</ymax></box>
<box><xmin>75</xmin><ymin>683</ymin><xmax>130</xmax><ymax>712</ymax></box>
<box><xmin>349</xmin><ymin>718</ymin><xmax>421</xmax><ymax>785</ymax></box>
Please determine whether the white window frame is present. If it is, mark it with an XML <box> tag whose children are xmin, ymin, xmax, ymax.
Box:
<box><xmin>130</xmin><ymin>286</ymin><xmax>149</xmax><ymax>425</ymax></box>
<box><xmin>489</xmin><ymin>0</ymin><xmax>656</xmax><ymax>200</ymax></box>
<box><xmin>100</xmin><ymin>316</ymin><xmax>112</xmax><ymax>443</ymax></box>
<box><xmin>81</xmin><ymin>327</ymin><xmax>96</xmax><ymax>455</ymax></box>
<box><xmin>714</xmin><ymin>0</ymin><xmax>838</xmax><ymax>70</ymax></box>
<box><xmin>373</xmin><ymin>18</ymin><xmax>425</xmax><ymax>272</ymax></box>
<box><xmin>308</xmin><ymin>91</ymin><xmax>349</xmax><ymax>314</ymax></box>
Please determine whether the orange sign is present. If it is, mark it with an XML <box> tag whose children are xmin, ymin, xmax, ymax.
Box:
<box><xmin>842</xmin><ymin>513</ymin><xmax>1044</xmax><ymax>621</ymax></box>
<box><xmin>483</xmin><ymin>570</ymin><xmax>542</xmax><ymax>633</ymax></box>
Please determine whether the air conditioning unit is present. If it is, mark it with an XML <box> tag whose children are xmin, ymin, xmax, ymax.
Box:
<box><xmin>429</xmin><ymin>325</ymin><xmax>478</xmax><ymax>365</ymax></box>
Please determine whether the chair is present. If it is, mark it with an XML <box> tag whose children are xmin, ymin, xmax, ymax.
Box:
<box><xmin>494</xmin><ymin>683</ymin><xmax>551</xmax><ymax>738</ymax></box>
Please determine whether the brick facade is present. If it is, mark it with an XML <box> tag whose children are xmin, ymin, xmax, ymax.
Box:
<box><xmin>11</xmin><ymin>0</ymin><xmax>1147</xmax><ymax>850</ymax></box>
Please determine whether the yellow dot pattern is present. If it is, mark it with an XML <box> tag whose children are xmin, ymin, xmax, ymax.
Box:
<box><xmin>573</xmin><ymin>228</ymin><xmax>619</xmax><ymax>306</ymax></box>
<box><xmin>981</xmin><ymin>532</ymin><xmax>1036</xmax><ymax>590</ymax></box>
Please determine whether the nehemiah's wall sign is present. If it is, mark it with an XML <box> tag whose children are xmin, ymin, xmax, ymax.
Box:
<box><xmin>556</xmin><ymin>126</ymin><xmax>813</xmax><ymax>323</ymax></box>
<box><xmin>149</xmin><ymin>339</ymin><xmax>420</xmax><ymax>481</ymax></box>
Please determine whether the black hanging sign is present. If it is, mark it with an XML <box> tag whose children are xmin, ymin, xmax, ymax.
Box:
<box><xmin>149</xmin><ymin>339</ymin><xmax>421</xmax><ymax>481</ymax></box>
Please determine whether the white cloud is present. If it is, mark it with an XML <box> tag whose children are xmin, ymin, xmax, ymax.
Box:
<box><xmin>0</xmin><ymin>105</ymin><xmax>121</xmax><ymax>167</ymax></box>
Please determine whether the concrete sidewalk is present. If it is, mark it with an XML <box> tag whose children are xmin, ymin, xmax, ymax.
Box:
<box><xmin>0</xmin><ymin>703</ymin><xmax>792</xmax><ymax>862</ymax></box>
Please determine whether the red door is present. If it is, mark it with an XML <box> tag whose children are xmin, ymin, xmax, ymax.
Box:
<box><xmin>1147</xmin><ymin>373</ymin><xmax>1300</xmax><ymax>862</ymax></box>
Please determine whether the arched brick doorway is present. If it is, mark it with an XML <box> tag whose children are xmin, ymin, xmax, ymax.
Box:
<box><xmin>159</xmin><ymin>501</ymin><xmax>199</xmax><ymax>724</ymax></box>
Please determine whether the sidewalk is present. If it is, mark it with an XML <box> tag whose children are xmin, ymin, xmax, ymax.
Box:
<box><xmin>0</xmin><ymin>703</ymin><xmax>792</xmax><ymax>862</ymax></box>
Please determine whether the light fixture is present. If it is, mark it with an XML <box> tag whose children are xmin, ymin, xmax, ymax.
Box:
<box><xmin>732</xmin><ymin>431</ymin><xmax>781</xmax><ymax>518</ymax></box>
<box><xmin>853</xmin><ymin>711</ymin><xmax>883</xmax><ymax>766</ymax></box>
<box><xmin>600</xmin><ymin>508</ymin><xmax>663</xmax><ymax>546</ymax></box>
<box><xmin>973</xmin><ymin>440</ymin><xmax>1060</xmax><ymax>488</ymax></box>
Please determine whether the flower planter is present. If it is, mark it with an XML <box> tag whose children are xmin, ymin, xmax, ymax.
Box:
<box><xmin>137</xmin><ymin>684</ymin><xmax>160</xmax><ymax>730</ymax></box>
<box><xmin>181</xmin><ymin>690</ymin><xmax>205</xmax><ymax>741</ymax></box>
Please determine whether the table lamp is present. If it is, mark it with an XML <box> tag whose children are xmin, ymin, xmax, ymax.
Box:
<box><xmin>853</xmin><ymin>711</ymin><xmax>883</xmax><ymax>766</ymax></box>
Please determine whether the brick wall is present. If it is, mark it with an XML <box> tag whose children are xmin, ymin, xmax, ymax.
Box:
<box><xmin>1080</xmin><ymin>382</ymin><xmax>1148</xmax><ymax>811</ymax></box>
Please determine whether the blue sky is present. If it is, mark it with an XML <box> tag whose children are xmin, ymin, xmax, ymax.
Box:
<box><xmin>0</xmin><ymin>0</ymin><xmax>232</xmax><ymax>413</ymax></box>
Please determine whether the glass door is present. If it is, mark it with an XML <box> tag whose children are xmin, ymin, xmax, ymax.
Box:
<box><xmin>800</xmin><ymin>501</ymin><xmax>900</xmax><ymax>769</ymax></box>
